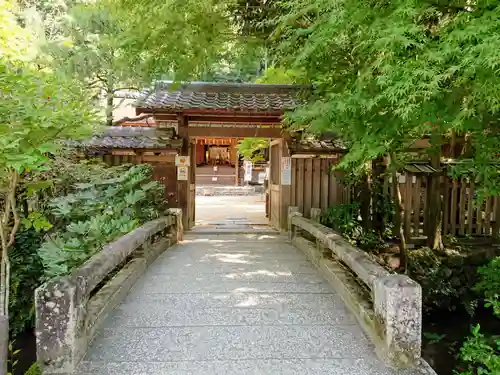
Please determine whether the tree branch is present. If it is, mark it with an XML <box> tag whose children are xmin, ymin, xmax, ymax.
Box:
<box><xmin>7</xmin><ymin>182</ymin><xmax>19</xmax><ymax>249</ymax></box>
<box><xmin>113</xmin><ymin>114</ymin><xmax>153</xmax><ymax>126</ymax></box>
<box><xmin>95</xmin><ymin>73</ymin><xmax>108</xmax><ymax>84</ymax></box>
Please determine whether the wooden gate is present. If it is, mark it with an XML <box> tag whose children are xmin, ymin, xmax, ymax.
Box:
<box><xmin>269</xmin><ymin>141</ymin><xmax>281</xmax><ymax>229</ymax></box>
<box><xmin>269</xmin><ymin>139</ymin><xmax>291</xmax><ymax>231</ymax></box>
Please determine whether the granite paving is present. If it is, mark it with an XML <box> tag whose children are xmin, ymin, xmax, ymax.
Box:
<box><xmin>75</xmin><ymin>232</ymin><xmax>432</xmax><ymax>375</ymax></box>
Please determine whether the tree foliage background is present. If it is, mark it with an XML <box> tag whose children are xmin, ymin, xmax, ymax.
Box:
<box><xmin>272</xmin><ymin>0</ymin><xmax>500</xmax><ymax>197</ymax></box>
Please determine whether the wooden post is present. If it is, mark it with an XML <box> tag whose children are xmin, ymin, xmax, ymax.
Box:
<box><xmin>425</xmin><ymin>151</ymin><xmax>443</xmax><ymax>249</ymax></box>
<box><xmin>188</xmin><ymin>139</ymin><xmax>196</xmax><ymax>229</ymax></box>
<box><xmin>280</xmin><ymin>138</ymin><xmax>291</xmax><ymax>231</ymax></box>
<box><xmin>177</xmin><ymin>115</ymin><xmax>190</xmax><ymax>230</ymax></box>
<box><xmin>233</xmin><ymin>139</ymin><xmax>239</xmax><ymax>186</ymax></box>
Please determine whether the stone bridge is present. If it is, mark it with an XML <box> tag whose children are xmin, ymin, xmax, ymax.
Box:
<box><xmin>36</xmin><ymin>198</ymin><xmax>436</xmax><ymax>375</ymax></box>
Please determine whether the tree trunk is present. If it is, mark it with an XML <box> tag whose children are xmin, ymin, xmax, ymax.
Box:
<box><xmin>390</xmin><ymin>154</ymin><xmax>408</xmax><ymax>270</ymax></box>
<box><xmin>0</xmin><ymin>171</ymin><xmax>19</xmax><ymax>375</ymax></box>
<box><xmin>0</xmin><ymin>240</ymin><xmax>9</xmax><ymax>375</ymax></box>
<box><xmin>371</xmin><ymin>157</ymin><xmax>385</xmax><ymax>238</ymax></box>
<box><xmin>106</xmin><ymin>90</ymin><xmax>114</xmax><ymax>126</ymax></box>
<box><xmin>359</xmin><ymin>171</ymin><xmax>371</xmax><ymax>229</ymax></box>
<box><xmin>426</xmin><ymin>156</ymin><xmax>444</xmax><ymax>250</ymax></box>
<box><xmin>0</xmin><ymin>314</ymin><xmax>7</xmax><ymax>375</ymax></box>
<box><xmin>0</xmin><ymin>230</ymin><xmax>9</xmax><ymax>375</ymax></box>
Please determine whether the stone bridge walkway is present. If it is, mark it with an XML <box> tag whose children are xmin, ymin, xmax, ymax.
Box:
<box><xmin>75</xmin><ymin>231</ymin><xmax>427</xmax><ymax>375</ymax></box>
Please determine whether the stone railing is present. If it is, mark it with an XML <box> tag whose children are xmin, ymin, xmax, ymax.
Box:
<box><xmin>35</xmin><ymin>209</ymin><xmax>183</xmax><ymax>374</ymax></box>
<box><xmin>289</xmin><ymin>207</ymin><xmax>426</xmax><ymax>369</ymax></box>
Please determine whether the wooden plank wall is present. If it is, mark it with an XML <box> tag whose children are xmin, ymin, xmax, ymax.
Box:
<box><xmin>291</xmin><ymin>158</ymin><xmax>500</xmax><ymax>238</ymax></box>
<box><xmin>383</xmin><ymin>174</ymin><xmax>427</xmax><ymax>239</ymax></box>
<box><xmin>442</xmin><ymin>178</ymin><xmax>500</xmax><ymax>237</ymax></box>
<box><xmin>386</xmin><ymin>174</ymin><xmax>500</xmax><ymax>239</ymax></box>
<box><xmin>99</xmin><ymin>154</ymin><xmax>139</xmax><ymax>166</ymax></box>
<box><xmin>290</xmin><ymin>158</ymin><xmax>350</xmax><ymax>218</ymax></box>
<box><xmin>95</xmin><ymin>152</ymin><xmax>178</xmax><ymax>209</ymax></box>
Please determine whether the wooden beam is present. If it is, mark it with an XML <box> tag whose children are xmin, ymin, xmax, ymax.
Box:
<box><xmin>136</xmin><ymin>107</ymin><xmax>284</xmax><ymax>117</ymax></box>
<box><xmin>186</xmin><ymin>126</ymin><xmax>282</xmax><ymax>138</ymax></box>
<box><xmin>152</xmin><ymin>114</ymin><xmax>283</xmax><ymax>124</ymax></box>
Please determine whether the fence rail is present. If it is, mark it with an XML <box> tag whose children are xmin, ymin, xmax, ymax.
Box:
<box><xmin>35</xmin><ymin>210</ymin><xmax>182</xmax><ymax>374</ymax></box>
<box><xmin>288</xmin><ymin>207</ymin><xmax>424</xmax><ymax>369</ymax></box>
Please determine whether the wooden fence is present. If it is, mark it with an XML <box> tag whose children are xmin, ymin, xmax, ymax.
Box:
<box><xmin>391</xmin><ymin>174</ymin><xmax>500</xmax><ymax>239</ymax></box>
<box><xmin>290</xmin><ymin>158</ymin><xmax>353</xmax><ymax>216</ymax></box>
<box><xmin>290</xmin><ymin>158</ymin><xmax>500</xmax><ymax>239</ymax></box>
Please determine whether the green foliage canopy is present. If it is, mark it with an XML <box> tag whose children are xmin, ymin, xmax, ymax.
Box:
<box><xmin>274</xmin><ymin>0</ymin><xmax>500</xmax><ymax>195</ymax></box>
<box><xmin>237</xmin><ymin>138</ymin><xmax>269</xmax><ymax>163</ymax></box>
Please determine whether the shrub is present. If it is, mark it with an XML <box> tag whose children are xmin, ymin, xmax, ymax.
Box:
<box><xmin>9</xmin><ymin>229</ymin><xmax>45</xmax><ymax>337</ymax></box>
<box><xmin>320</xmin><ymin>202</ymin><xmax>383</xmax><ymax>251</ymax></box>
<box><xmin>407</xmin><ymin>247</ymin><xmax>483</xmax><ymax>315</ymax></box>
<box><xmin>457</xmin><ymin>257</ymin><xmax>500</xmax><ymax>374</ymax></box>
<box><xmin>39</xmin><ymin>164</ymin><xmax>165</xmax><ymax>279</ymax></box>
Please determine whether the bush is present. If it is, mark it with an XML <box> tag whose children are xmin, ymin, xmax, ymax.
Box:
<box><xmin>475</xmin><ymin>257</ymin><xmax>500</xmax><ymax>301</ymax></box>
<box><xmin>9</xmin><ymin>229</ymin><xmax>45</xmax><ymax>337</ymax></box>
<box><xmin>407</xmin><ymin>247</ymin><xmax>485</xmax><ymax>315</ymax></box>
<box><xmin>320</xmin><ymin>202</ymin><xmax>383</xmax><ymax>251</ymax></box>
<box><xmin>457</xmin><ymin>257</ymin><xmax>500</xmax><ymax>374</ymax></box>
<box><xmin>39</xmin><ymin>164</ymin><xmax>165</xmax><ymax>279</ymax></box>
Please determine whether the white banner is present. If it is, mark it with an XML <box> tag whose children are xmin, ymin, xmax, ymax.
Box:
<box><xmin>244</xmin><ymin>161</ymin><xmax>253</xmax><ymax>182</ymax></box>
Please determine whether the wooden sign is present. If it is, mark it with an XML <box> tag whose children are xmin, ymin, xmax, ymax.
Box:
<box><xmin>175</xmin><ymin>155</ymin><xmax>190</xmax><ymax>167</ymax></box>
<box><xmin>244</xmin><ymin>161</ymin><xmax>253</xmax><ymax>182</ymax></box>
<box><xmin>177</xmin><ymin>166</ymin><xmax>188</xmax><ymax>180</ymax></box>
<box><xmin>281</xmin><ymin>157</ymin><xmax>292</xmax><ymax>185</ymax></box>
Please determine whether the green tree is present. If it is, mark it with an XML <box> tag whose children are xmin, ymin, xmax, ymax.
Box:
<box><xmin>237</xmin><ymin>138</ymin><xmax>269</xmax><ymax>163</ymax></box>
<box><xmin>44</xmin><ymin>0</ymin><xmax>234</xmax><ymax>125</ymax></box>
<box><xmin>0</xmin><ymin>4</ymin><xmax>98</xmax><ymax>372</ymax></box>
<box><xmin>272</xmin><ymin>0</ymin><xmax>500</xmax><ymax>254</ymax></box>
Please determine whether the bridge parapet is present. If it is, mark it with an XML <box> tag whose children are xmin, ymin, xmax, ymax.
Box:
<box><xmin>288</xmin><ymin>207</ymin><xmax>430</xmax><ymax>371</ymax></box>
<box><xmin>35</xmin><ymin>209</ymin><xmax>182</xmax><ymax>374</ymax></box>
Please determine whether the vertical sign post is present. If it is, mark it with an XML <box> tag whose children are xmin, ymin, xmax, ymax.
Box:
<box><xmin>177</xmin><ymin>166</ymin><xmax>188</xmax><ymax>181</ymax></box>
<box><xmin>244</xmin><ymin>160</ymin><xmax>253</xmax><ymax>182</ymax></box>
<box><xmin>281</xmin><ymin>157</ymin><xmax>292</xmax><ymax>185</ymax></box>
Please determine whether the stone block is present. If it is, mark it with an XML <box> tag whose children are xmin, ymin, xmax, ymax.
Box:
<box><xmin>167</xmin><ymin>208</ymin><xmax>183</xmax><ymax>242</ymax></box>
<box><xmin>35</xmin><ymin>215</ymin><xmax>181</xmax><ymax>374</ymax></box>
<box><xmin>35</xmin><ymin>276</ymin><xmax>86</xmax><ymax>373</ymax></box>
<box><xmin>287</xmin><ymin>206</ymin><xmax>301</xmax><ymax>240</ymax></box>
<box><xmin>292</xmin><ymin>215</ymin><xmax>390</xmax><ymax>289</ymax></box>
<box><xmin>373</xmin><ymin>275</ymin><xmax>422</xmax><ymax>368</ymax></box>
<box><xmin>310</xmin><ymin>208</ymin><xmax>322</xmax><ymax>222</ymax></box>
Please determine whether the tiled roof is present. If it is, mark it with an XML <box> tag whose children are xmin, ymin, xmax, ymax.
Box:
<box><xmin>134</xmin><ymin>81</ymin><xmax>310</xmax><ymax>113</ymax></box>
<box><xmin>289</xmin><ymin>136</ymin><xmax>347</xmax><ymax>154</ymax></box>
<box><xmin>404</xmin><ymin>162</ymin><xmax>439</xmax><ymax>174</ymax></box>
<box><xmin>71</xmin><ymin>126</ymin><xmax>181</xmax><ymax>149</ymax></box>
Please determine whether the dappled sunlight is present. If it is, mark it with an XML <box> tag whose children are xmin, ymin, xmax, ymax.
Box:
<box><xmin>208</xmin><ymin>253</ymin><xmax>251</xmax><ymax>264</ymax></box>
<box><xmin>183</xmin><ymin>238</ymin><xmax>238</xmax><ymax>243</ymax></box>
<box><xmin>230</xmin><ymin>287</ymin><xmax>259</xmax><ymax>293</ymax></box>
<box><xmin>210</xmin><ymin>291</ymin><xmax>286</xmax><ymax>309</ymax></box>
<box><xmin>224</xmin><ymin>269</ymin><xmax>293</xmax><ymax>280</ymax></box>
<box><xmin>235</xmin><ymin>294</ymin><xmax>261</xmax><ymax>307</ymax></box>
<box><xmin>256</xmin><ymin>234</ymin><xmax>279</xmax><ymax>240</ymax></box>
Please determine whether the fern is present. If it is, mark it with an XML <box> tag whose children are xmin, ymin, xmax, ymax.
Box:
<box><xmin>38</xmin><ymin>164</ymin><xmax>164</xmax><ymax>280</ymax></box>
